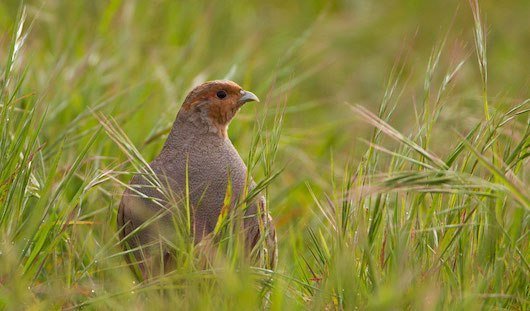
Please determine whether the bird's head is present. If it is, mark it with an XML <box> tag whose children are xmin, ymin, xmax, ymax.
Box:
<box><xmin>178</xmin><ymin>80</ymin><xmax>260</xmax><ymax>138</ymax></box>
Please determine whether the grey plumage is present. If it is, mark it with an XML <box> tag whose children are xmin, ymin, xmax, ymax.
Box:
<box><xmin>117</xmin><ymin>81</ymin><xmax>276</xmax><ymax>278</ymax></box>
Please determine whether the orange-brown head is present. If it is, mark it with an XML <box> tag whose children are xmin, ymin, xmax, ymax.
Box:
<box><xmin>178</xmin><ymin>80</ymin><xmax>259</xmax><ymax>138</ymax></box>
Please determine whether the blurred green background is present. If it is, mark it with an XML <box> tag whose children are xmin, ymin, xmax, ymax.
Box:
<box><xmin>0</xmin><ymin>1</ymin><xmax>528</xmax><ymax>155</ymax></box>
<box><xmin>0</xmin><ymin>0</ymin><xmax>528</xmax><ymax>309</ymax></box>
<box><xmin>1</xmin><ymin>0</ymin><xmax>528</xmax><ymax>204</ymax></box>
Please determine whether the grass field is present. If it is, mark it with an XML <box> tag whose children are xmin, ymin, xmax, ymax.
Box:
<box><xmin>0</xmin><ymin>0</ymin><xmax>528</xmax><ymax>309</ymax></box>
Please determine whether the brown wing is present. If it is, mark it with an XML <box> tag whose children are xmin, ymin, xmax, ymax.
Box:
<box><xmin>117</xmin><ymin>189</ymin><xmax>149</xmax><ymax>279</ymax></box>
<box><xmin>117</xmin><ymin>173</ymin><xmax>182</xmax><ymax>279</ymax></box>
<box><xmin>117</xmin><ymin>195</ymin><xmax>130</xmax><ymax>243</ymax></box>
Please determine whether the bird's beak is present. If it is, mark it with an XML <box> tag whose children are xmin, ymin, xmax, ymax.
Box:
<box><xmin>238</xmin><ymin>90</ymin><xmax>260</xmax><ymax>105</ymax></box>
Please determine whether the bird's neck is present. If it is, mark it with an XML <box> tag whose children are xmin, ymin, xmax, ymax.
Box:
<box><xmin>160</xmin><ymin>113</ymin><xmax>229</xmax><ymax>156</ymax></box>
<box><xmin>182</xmin><ymin>109</ymin><xmax>229</xmax><ymax>138</ymax></box>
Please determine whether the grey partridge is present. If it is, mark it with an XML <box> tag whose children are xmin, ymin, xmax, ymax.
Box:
<box><xmin>117</xmin><ymin>80</ymin><xmax>276</xmax><ymax>278</ymax></box>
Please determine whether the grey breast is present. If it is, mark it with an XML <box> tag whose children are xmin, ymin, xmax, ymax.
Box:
<box><xmin>152</xmin><ymin>134</ymin><xmax>249</xmax><ymax>242</ymax></box>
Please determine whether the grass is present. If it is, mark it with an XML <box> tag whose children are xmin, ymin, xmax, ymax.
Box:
<box><xmin>0</xmin><ymin>0</ymin><xmax>528</xmax><ymax>309</ymax></box>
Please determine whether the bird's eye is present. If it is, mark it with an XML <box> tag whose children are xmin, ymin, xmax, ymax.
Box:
<box><xmin>216</xmin><ymin>90</ymin><xmax>227</xmax><ymax>99</ymax></box>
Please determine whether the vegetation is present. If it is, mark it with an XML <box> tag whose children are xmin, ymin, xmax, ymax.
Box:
<box><xmin>0</xmin><ymin>0</ymin><xmax>528</xmax><ymax>309</ymax></box>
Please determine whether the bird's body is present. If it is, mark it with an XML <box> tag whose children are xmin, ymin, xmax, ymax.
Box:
<box><xmin>117</xmin><ymin>80</ymin><xmax>276</xmax><ymax>278</ymax></box>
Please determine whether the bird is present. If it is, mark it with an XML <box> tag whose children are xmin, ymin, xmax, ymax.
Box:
<box><xmin>117</xmin><ymin>80</ymin><xmax>277</xmax><ymax>279</ymax></box>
